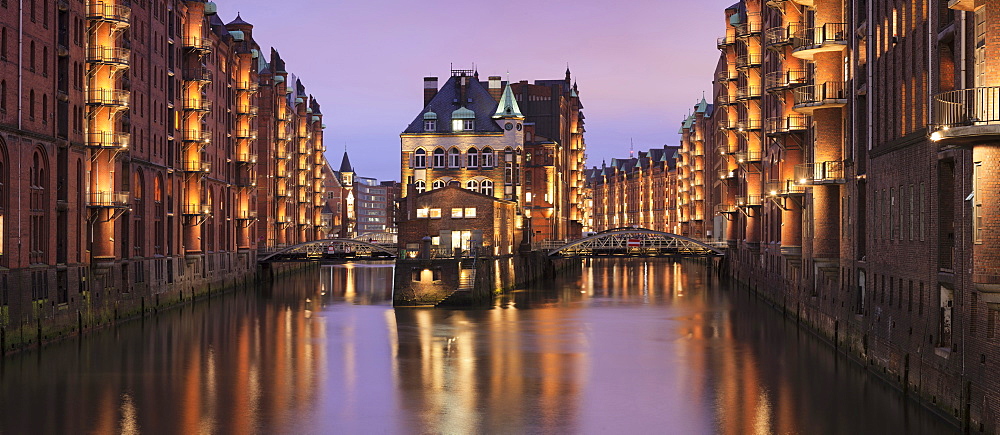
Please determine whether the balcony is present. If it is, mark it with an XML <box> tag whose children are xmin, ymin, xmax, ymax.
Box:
<box><xmin>734</xmin><ymin>151</ymin><xmax>762</xmax><ymax>165</ymax></box>
<box><xmin>87</xmin><ymin>191</ymin><xmax>130</xmax><ymax>208</ymax></box>
<box><xmin>236</xmin><ymin>105</ymin><xmax>258</xmax><ymax>117</ymax></box>
<box><xmin>236</xmin><ymin>210</ymin><xmax>258</xmax><ymax>220</ymax></box>
<box><xmin>735</xmin><ymin>85</ymin><xmax>762</xmax><ymax>101</ymax></box>
<box><xmin>717</xmin><ymin>36</ymin><xmax>733</xmax><ymax>50</ymax></box>
<box><xmin>87</xmin><ymin>2</ymin><xmax>131</xmax><ymax>27</ymax></box>
<box><xmin>87</xmin><ymin>46</ymin><xmax>130</xmax><ymax>66</ymax></box>
<box><xmin>238</xmin><ymin>172</ymin><xmax>257</xmax><ymax>187</ymax></box>
<box><xmin>182</xmin><ymin>37</ymin><xmax>211</xmax><ymax>53</ymax></box>
<box><xmin>766</xmin><ymin>115</ymin><xmax>809</xmax><ymax>135</ymax></box>
<box><xmin>235</xmin><ymin>129</ymin><xmax>257</xmax><ymax>140</ymax></box>
<box><xmin>717</xmin><ymin>92</ymin><xmax>736</xmax><ymax>106</ymax></box>
<box><xmin>765</xmin><ymin>26</ymin><xmax>791</xmax><ymax>49</ymax></box>
<box><xmin>180</xmin><ymin>129</ymin><xmax>210</xmax><ymax>143</ymax></box>
<box><xmin>715</xmin><ymin>203</ymin><xmax>739</xmax><ymax>214</ymax></box>
<box><xmin>717</xmin><ymin>144</ymin><xmax>736</xmax><ymax>155</ymax></box>
<box><xmin>180</xmin><ymin>160</ymin><xmax>211</xmax><ymax>173</ymax></box>
<box><xmin>87</xmin><ymin>88</ymin><xmax>129</xmax><ymax>107</ymax></box>
<box><xmin>182</xmin><ymin>67</ymin><xmax>212</xmax><ymax>83</ymax></box>
<box><xmin>236</xmin><ymin>81</ymin><xmax>259</xmax><ymax>93</ymax></box>
<box><xmin>298</xmin><ymin>192</ymin><xmax>310</xmax><ymax>203</ymax></box>
<box><xmin>930</xmin><ymin>87</ymin><xmax>1000</xmax><ymax>146</ymax></box>
<box><xmin>765</xmin><ymin>0</ymin><xmax>786</xmax><ymax>10</ymax></box>
<box><xmin>764</xmin><ymin>69</ymin><xmax>809</xmax><ymax>93</ymax></box>
<box><xmin>718</xmin><ymin>119</ymin><xmax>739</xmax><ymax>130</ymax></box>
<box><xmin>793</xmin><ymin>82</ymin><xmax>847</xmax><ymax>114</ymax></box>
<box><xmin>181</xmin><ymin>98</ymin><xmax>211</xmax><ymax>112</ymax></box>
<box><xmin>275</xmin><ymin>150</ymin><xmax>289</xmax><ymax>160</ymax></box>
<box><xmin>717</xmin><ymin>168</ymin><xmax>738</xmax><ymax>180</ymax></box>
<box><xmin>236</xmin><ymin>153</ymin><xmax>258</xmax><ymax>164</ymax></box>
<box><xmin>765</xmin><ymin>179</ymin><xmax>806</xmax><ymax>197</ymax></box>
<box><xmin>734</xmin><ymin>15</ymin><xmax>762</xmax><ymax>38</ymax></box>
<box><xmin>788</xmin><ymin>0</ymin><xmax>814</xmax><ymax>7</ymax></box>
<box><xmin>181</xmin><ymin>204</ymin><xmax>212</xmax><ymax>216</ymax></box>
<box><xmin>736</xmin><ymin>194</ymin><xmax>764</xmax><ymax>207</ymax></box>
<box><xmin>314</xmin><ymin>170</ymin><xmax>324</xmax><ymax>180</ymax></box>
<box><xmin>736</xmin><ymin>53</ymin><xmax>762</xmax><ymax>70</ymax></box>
<box><xmin>717</xmin><ymin>64</ymin><xmax>736</xmax><ymax>81</ymax></box>
<box><xmin>85</xmin><ymin>131</ymin><xmax>129</xmax><ymax>150</ymax></box>
<box><xmin>792</xmin><ymin>23</ymin><xmax>848</xmax><ymax>60</ymax></box>
<box><xmin>794</xmin><ymin>161</ymin><xmax>846</xmax><ymax>184</ymax></box>
<box><xmin>735</xmin><ymin>119</ymin><xmax>762</xmax><ymax>132</ymax></box>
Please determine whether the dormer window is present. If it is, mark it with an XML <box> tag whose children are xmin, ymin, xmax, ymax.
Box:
<box><xmin>423</xmin><ymin>111</ymin><xmax>437</xmax><ymax>132</ymax></box>
<box><xmin>452</xmin><ymin>107</ymin><xmax>475</xmax><ymax>132</ymax></box>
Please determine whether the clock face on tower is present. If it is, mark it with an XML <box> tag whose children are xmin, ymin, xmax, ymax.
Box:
<box><xmin>505</xmin><ymin>122</ymin><xmax>513</xmax><ymax>131</ymax></box>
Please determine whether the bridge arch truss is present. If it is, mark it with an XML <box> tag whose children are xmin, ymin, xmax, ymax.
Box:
<box><xmin>548</xmin><ymin>229</ymin><xmax>725</xmax><ymax>258</ymax></box>
<box><xmin>259</xmin><ymin>239</ymin><xmax>397</xmax><ymax>262</ymax></box>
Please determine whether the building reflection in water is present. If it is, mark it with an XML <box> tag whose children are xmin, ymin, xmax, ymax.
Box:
<box><xmin>0</xmin><ymin>260</ymin><xmax>957</xmax><ymax>434</ymax></box>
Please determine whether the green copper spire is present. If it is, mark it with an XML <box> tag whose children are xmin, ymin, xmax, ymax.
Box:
<box><xmin>493</xmin><ymin>83</ymin><xmax>523</xmax><ymax>118</ymax></box>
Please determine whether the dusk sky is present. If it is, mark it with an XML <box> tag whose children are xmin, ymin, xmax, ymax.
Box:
<box><xmin>229</xmin><ymin>0</ymin><xmax>729</xmax><ymax>181</ymax></box>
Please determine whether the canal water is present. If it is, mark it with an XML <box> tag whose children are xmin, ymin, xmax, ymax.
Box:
<box><xmin>0</xmin><ymin>259</ymin><xmax>957</xmax><ymax>434</ymax></box>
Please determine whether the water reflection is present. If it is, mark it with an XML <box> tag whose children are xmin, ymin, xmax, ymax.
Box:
<box><xmin>0</xmin><ymin>260</ymin><xmax>957</xmax><ymax>434</ymax></box>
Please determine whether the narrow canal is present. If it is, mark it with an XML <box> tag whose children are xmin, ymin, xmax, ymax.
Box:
<box><xmin>0</xmin><ymin>259</ymin><xmax>957</xmax><ymax>434</ymax></box>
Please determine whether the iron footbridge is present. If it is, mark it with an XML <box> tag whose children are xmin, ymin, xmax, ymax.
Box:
<box><xmin>259</xmin><ymin>239</ymin><xmax>397</xmax><ymax>262</ymax></box>
<box><xmin>547</xmin><ymin>228</ymin><xmax>725</xmax><ymax>258</ymax></box>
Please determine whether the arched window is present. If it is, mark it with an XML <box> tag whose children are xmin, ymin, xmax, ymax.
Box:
<box><xmin>133</xmin><ymin>171</ymin><xmax>144</xmax><ymax>257</ymax></box>
<box><xmin>29</xmin><ymin>89</ymin><xmax>34</xmax><ymax>119</ymax></box>
<box><xmin>465</xmin><ymin>180</ymin><xmax>479</xmax><ymax>191</ymax></box>
<box><xmin>29</xmin><ymin>40</ymin><xmax>35</xmax><ymax>70</ymax></box>
<box><xmin>29</xmin><ymin>148</ymin><xmax>47</xmax><ymax>264</ymax></box>
<box><xmin>413</xmin><ymin>148</ymin><xmax>426</xmax><ymax>168</ymax></box>
<box><xmin>448</xmin><ymin>147</ymin><xmax>461</xmax><ymax>167</ymax></box>
<box><xmin>432</xmin><ymin>179</ymin><xmax>445</xmax><ymax>190</ymax></box>
<box><xmin>41</xmin><ymin>94</ymin><xmax>46</xmax><ymax>123</ymax></box>
<box><xmin>480</xmin><ymin>180</ymin><xmax>494</xmax><ymax>197</ymax></box>
<box><xmin>466</xmin><ymin>147</ymin><xmax>479</xmax><ymax>168</ymax></box>
<box><xmin>42</xmin><ymin>46</ymin><xmax>47</xmax><ymax>75</ymax></box>
<box><xmin>0</xmin><ymin>80</ymin><xmax>5</xmax><ymax>112</ymax></box>
<box><xmin>1</xmin><ymin>27</ymin><xmax>7</xmax><ymax>60</ymax></box>
<box><xmin>432</xmin><ymin>147</ymin><xmax>445</xmax><ymax>168</ymax></box>
<box><xmin>481</xmin><ymin>147</ymin><xmax>495</xmax><ymax>168</ymax></box>
<box><xmin>154</xmin><ymin>175</ymin><xmax>163</xmax><ymax>255</ymax></box>
<box><xmin>414</xmin><ymin>180</ymin><xmax>425</xmax><ymax>194</ymax></box>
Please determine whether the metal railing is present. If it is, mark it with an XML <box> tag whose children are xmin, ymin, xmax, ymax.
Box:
<box><xmin>736</xmin><ymin>53</ymin><xmax>763</xmax><ymax>69</ymax></box>
<box><xmin>764</xmin><ymin>25</ymin><xmax>792</xmax><ymax>47</ymax></box>
<box><xmin>766</xmin><ymin>115</ymin><xmax>809</xmax><ymax>134</ymax></box>
<box><xmin>235</xmin><ymin>129</ymin><xmax>257</xmax><ymax>139</ymax></box>
<box><xmin>765</xmin><ymin>179</ymin><xmax>806</xmax><ymax>196</ymax></box>
<box><xmin>181</xmin><ymin>98</ymin><xmax>211</xmax><ymax>112</ymax></box>
<box><xmin>793</xmin><ymin>23</ymin><xmax>848</xmax><ymax>49</ymax></box>
<box><xmin>180</xmin><ymin>160</ymin><xmax>211</xmax><ymax>173</ymax></box>
<box><xmin>181</xmin><ymin>204</ymin><xmax>212</xmax><ymax>216</ymax></box>
<box><xmin>736</xmin><ymin>85</ymin><xmax>762</xmax><ymax>100</ymax></box>
<box><xmin>932</xmin><ymin>87</ymin><xmax>1000</xmax><ymax>130</ymax></box>
<box><xmin>182</xmin><ymin>67</ymin><xmax>212</xmax><ymax>82</ymax></box>
<box><xmin>87</xmin><ymin>191</ymin><xmax>130</xmax><ymax>208</ymax></box>
<box><xmin>793</xmin><ymin>81</ymin><xmax>846</xmax><ymax>106</ymax></box>
<box><xmin>85</xmin><ymin>131</ymin><xmax>129</xmax><ymax>149</ymax></box>
<box><xmin>182</xmin><ymin>37</ymin><xmax>211</xmax><ymax>52</ymax></box>
<box><xmin>764</xmin><ymin>69</ymin><xmax>809</xmax><ymax>92</ymax></box>
<box><xmin>87</xmin><ymin>45</ymin><xmax>131</xmax><ymax>66</ymax></box>
<box><xmin>237</xmin><ymin>210</ymin><xmax>258</xmax><ymax>220</ymax></box>
<box><xmin>794</xmin><ymin>161</ymin><xmax>845</xmax><ymax>183</ymax></box>
<box><xmin>734</xmin><ymin>15</ymin><xmax>763</xmax><ymax>37</ymax></box>
<box><xmin>718</xmin><ymin>65</ymin><xmax>736</xmax><ymax>81</ymax></box>
<box><xmin>179</xmin><ymin>130</ymin><xmax>210</xmax><ymax>143</ymax></box>
<box><xmin>737</xmin><ymin>194</ymin><xmax>765</xmax><ymax>207</ymax></box>
<box><xmin>717</xmin><ymin>168</ymin><xmax>737</xmax><ymax>179</ymax></box>
<box><xmin>236</xmin><ymin>81</ymin><xmax>259</xmax><ymax>93</ymax></box>
<box><xmin>236</xmin><ymin>106</ymin><xmax>258</xmax><ymax>117</ymax></box>
<box><xmin>736</xmin><ymin>119</ymin><xmax>762</xmax><ymax>131</ymax></box>
<box><xmin>237</xmin><ymin>153</ymin><xmax>258</xmax><ymax>164</ymax></box>
<box><xmin>87</xmin><ymin>2</ymin><xmax>131</xmax><ymax>24</ymax></box>
<box><xmin>734</xmin><ymin>151</ymin><xmax>762</xmax><ymax>164</ymax></box>
<box><xmin>87</xmin><ymin>88</ymin><xmax>129</xmax><ymax>106</ymax></box>
<box><xmin>715</xmin><ymin>203</ymin><xmax>739</xmax><ymax>214</ymax></box>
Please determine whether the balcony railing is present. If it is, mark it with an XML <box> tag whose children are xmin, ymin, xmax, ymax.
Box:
<box><xmin>794</xmin><ymin>161</ymin><xmax>846</xmax><ymax>184</ymax></box>
<box><xmin>736</xmin><ymin>85</ymin><xmax>762</xmax><ymax>100</ymax></box>
<box><xmin>85</xmin><ymin>131</ymin><xmax>129</xmax><ymax>150</ymax></box>
<box><xmin>734</xmin><ymin>151</ymin><xmax>762</xmax><ymax>164</ymax></box>
<box><xmin>715</xmin><ymin>203</ymin><xmax>739</xmax><ymax>214</ymax></box>
<box><xmin>275</xmin><ymin>150</ymin><xmax>289</xmax><ymax>160</ymax></box>
<box><xmin>179</xmin><ymin>129</ymin><xmax>210</xmax><ymax>143</ymax></box>
<box><xmin>717</xmin><ymin>92</ymin><xmax>736</xmax><ymax>105</ymax></box>
<box><xmin>734</xmin><ymin>15</ymin><xmax>763</xmax><ymax>38</ymax></box>
<box><xmin>717</xmin><ymin>168</ymin><xmax>737</xmax><ymax>180</ymax></box>
<box><xmin>717</xmin><ymin>36</ymin><xmax>733</xmax><ymax>50</ymax></box>
<box><xmin>765</xmin><ymin>179</ymin><xmax>806</xmax><ymax>196</ymax></box>
<box><xmin>181</xmin><ymin>204</ymin><xmax>212</xmax><ymax>216</ymax></box>
<box><xmin>236</xmin><ymin>210</ymin><xmax>258</xmax><ymax>220</ymax></box>
<box><xmin>717</xmin><ymin>64</ymin><xmax>736</xmax><ymax>81</ymax></box>
<box><xmin>182</xmin><ymin>67</ymin><xmax>212</xmax><ymax>82</ymax></box>
<box><xmin>735</xmin><ymin>119</ymin><xmax>762</xmax><ymax>132</ymax></box>
<box><xmin>87</xmin><ymin>46</ymin><xmax>130</xmax><ymax>65</ymax></box>
<box><xmin>764</xmin><ymin>25</ymin><xmax>792</xmax><ymax>48</ymax></box>
<box><xmin>793</xmin><ymin>82</ymin><xmax>846</xmax><ymax>110</ymax></box>
<box><xmin>181</xmin><ymin>98</ymin><xmax>211</xmax><ymax>112</ymax></box>
<box><xmin>766</xmin><ymin>115</ymin><xmax>809</xmax><ymax>134</ymax></box>
<box><xmin>236</xmin><ymin>153</ymin><xmax>258</xmax><ymax>164</ymax></box>
<box><xmin>236</xmin><ymin>81</ymin><xmax>259</xmax><ymax>93</ymax></box>
<box><xmin>182</xmin><ymin>37</ymin><xmax>211</xmax><ymax>53</ymax></box>
<box><xmin>87</xmin><ymin>2</ymin><xmax>131</xmax><ymax>25</ymax></box>
<box><xmin>931</xmin><ymin>87</ymin><xmax>1000</xmax><ymax>131</ymax></box>
<box><xmin>180</xmin><ymin>160</ymin><xmax>211</xmax><ymax>173</ymax></box>
<box><xmin>736</xmin><ymin>53</ymin><xmax>763</xmax><ymax>69</ymax></box>
<box><xmin>765</xmin><ymin>0</ymin><xmax>786</xmax><ymax>9</ymax></box>
<box><xmin>764</xmin><ymin>69</ymin><xmax>809</xmax><ymax>92</ymax></box>
<box><xmin>717</xmin><ymin>144</ymin><xmax>736</xmax><ymax>155</ymax></box>
<box><xmin>718</xmin><ymin>119</ymin><xmax>739</xmax><ymax>130</ymax></box>
<box><xmin>736</xmin><ymin>194</ymin><xmax>764</xmax><ymax>207</ymax></box>
<box><xmin>235</xmin><ymin>129</ymin><xmax>257</xmax><ymax>139</ymax></box>
<box><xmin>238</xmin><ymin>172</ymin><xmax>257</xmax><ymax>187</ymax></box>
<box><xmin>236</xmin><ymin>106</ymin><xmax>259</xmax><ymax>117</ymax></box>
<box><xmin>87</xmin><ymin>88</ymin><xmax>129</xmax><ymax>107</ymax></box>
<box><xmin>87</xmin><ymin>191</ymin><xmax>130</xmax><ymax>208</ymax></box>
<box><xmin>792</xmin><ymin>23</ymin><xmax>848</xmax><ymax>58</ymax></box>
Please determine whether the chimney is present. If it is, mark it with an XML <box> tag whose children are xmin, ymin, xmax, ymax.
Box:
<box><xmin>488</xmin><ymin>76</ymin><xmax>502</xmax><ymax>101</ymax></box>
<box><xmin>423</xmin><ymin>77</ymin><xmax>438</xmax><ymax>107</ymax></box>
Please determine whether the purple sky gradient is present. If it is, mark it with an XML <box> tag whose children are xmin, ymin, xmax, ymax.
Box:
<box><xmin>228</xmin><ymin>0</ymin><xmax>729</xmax><ymax>181</ymax></box>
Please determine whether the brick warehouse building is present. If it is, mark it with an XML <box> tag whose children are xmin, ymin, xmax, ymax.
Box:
<box><xmin>0</xmin><ymin>1</ymin><xmax>328</xmax><ymax>350</ymax></box>
<box><xmin>692</xmin><ymin>0</ymin><xmax>1000</xmax><ymax>429</ymax></box>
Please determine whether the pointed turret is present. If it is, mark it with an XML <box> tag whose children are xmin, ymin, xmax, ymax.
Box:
<box><xmin>493</xmin><ymin>83</ymin><xmax>523</xmax><ymax>119</ymax></box>
<box><xmin>339</xmin><ymin>151</ymin><xmax>354</xmax><ymax>174</ymax></box>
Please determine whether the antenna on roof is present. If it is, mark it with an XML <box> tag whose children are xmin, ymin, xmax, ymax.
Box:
<box><xmin>629</xmin><ymin>138</ymin><xmax>634</xmax><ymax>158</ymax></box>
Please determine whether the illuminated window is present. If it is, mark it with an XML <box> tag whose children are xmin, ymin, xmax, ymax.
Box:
<box><xmin>413</xmin><ymin>148</ymin><xmax>426</xmax><ymax>168</ymax></box>
<box><xmin>451</xmin><ymin>208</ymin><xmax>463</xmax><ymax>218</ymax></box>
<box><xmin>464</xmin><ymin>208</ymin><xmax>476</xmax><ymax>218</ymax></box>
<box><xmin>429</xmin><ymin>208</ymin><xmax>441</xmax><ymax>219</ymax></box>
<box><xmin>432</xmin><ymin>180</ymin><xmax>445</xmax><ymax>189</ymax></box>
<box><xmin>481</xmin><ymin>180</ymin><xmax>494</xmax><ymax>196</ymax></box>
<box><xmin>466</xmin><ymin>180</ymin><xmax>478</xmax><ymax>191</ymax></box>
<box><xmin>414</xmin><ymin>180</ymin><xmax>425</xmax><ymax>194</ymax></box>
<box><xmin>416</xmin><ymin>208</ymin><xmax>428</xmax><ymax>218</ymax></box>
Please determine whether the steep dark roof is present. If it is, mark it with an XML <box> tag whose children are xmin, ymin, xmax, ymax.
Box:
<box><xmin>227</xmin><ymin>13</ymin><xmax>251</xmax><ymax>26</ymax></box>
<box><xmin>339</xmin><ymin>152</ymin><xmax>354</xmax><ymax>173</ymax></box>
<box><xmin>403</xmin><ymin>74</ymin><xmax>503</xmax><ymax>134</ymax></box>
